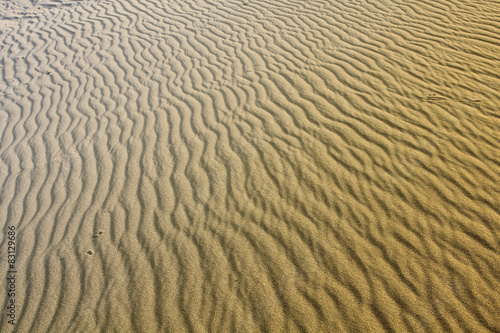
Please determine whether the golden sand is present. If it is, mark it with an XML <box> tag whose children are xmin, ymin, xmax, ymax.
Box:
<box><xmin>0</xmin><ymin>0</ymin><xmax>499</xmax><ymax>331</ymax></box>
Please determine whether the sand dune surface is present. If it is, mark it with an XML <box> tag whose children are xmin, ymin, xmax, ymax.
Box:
<box><xmin>1</xmin><ymin>0</ymin><xmax>499</xmax><ymax>331</ymax></box>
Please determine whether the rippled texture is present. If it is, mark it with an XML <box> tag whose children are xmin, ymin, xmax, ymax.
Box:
<box><xmin>1</xmin><ymin>0</ymin><xmax>499</xmax><ymax>331</ymax></box>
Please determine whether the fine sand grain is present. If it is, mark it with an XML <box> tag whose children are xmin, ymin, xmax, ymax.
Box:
<box><xmin>1</xmin><ymin>0</ymin><xmax>499</xmax><ymax>331</ymax></box>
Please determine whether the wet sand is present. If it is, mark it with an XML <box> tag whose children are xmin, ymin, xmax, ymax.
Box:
<box><xmin>0</xmin><ymin>0</ymin><xmax>499</xmax><ymax>331</ymax></box>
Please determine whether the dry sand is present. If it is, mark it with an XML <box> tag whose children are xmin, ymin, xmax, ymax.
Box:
<box><xmin>1</xmin><ymin>0</ymin><xmax>499</xmax><ymax>331</ymax></box>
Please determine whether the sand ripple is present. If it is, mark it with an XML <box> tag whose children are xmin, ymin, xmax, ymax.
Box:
<box><xmin>1</xmin><ymin>0</ymin><xmax>499</xmax><ymax>331</ymax></box>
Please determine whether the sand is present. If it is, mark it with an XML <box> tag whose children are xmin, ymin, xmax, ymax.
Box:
<box><xmin>0</xmin><ymin>0</ymin><xmax>499</xmax><ymax>331</ymax></box>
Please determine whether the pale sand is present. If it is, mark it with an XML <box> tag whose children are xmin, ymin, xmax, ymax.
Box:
<box><xmin>0</xmin><ymin>0</ymin><xmax>499</xmax><ymax>331</ymax></box>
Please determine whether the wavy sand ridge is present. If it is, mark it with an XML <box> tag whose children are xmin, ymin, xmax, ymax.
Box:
<box><xmin>0</xmin><ymin>0</ymin><xmax>499</xmax><ymax>331</ymax></box>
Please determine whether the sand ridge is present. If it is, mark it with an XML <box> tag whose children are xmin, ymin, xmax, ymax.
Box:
<box><xmin>0</xmin><ymin>0</ymin><xmax>499</xmax><ymax>331</ymax></box>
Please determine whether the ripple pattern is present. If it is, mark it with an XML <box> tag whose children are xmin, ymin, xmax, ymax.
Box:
<box><xmin>1</xmin><ymin>0</ymin><xmax>499</xmax><ymax>331</ymax></box>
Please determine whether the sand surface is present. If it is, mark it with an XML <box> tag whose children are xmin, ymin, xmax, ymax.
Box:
<box><xmin>1</xmin><ymin>0</ymin><xmax>499</xmax><ymax>331</ymax></box>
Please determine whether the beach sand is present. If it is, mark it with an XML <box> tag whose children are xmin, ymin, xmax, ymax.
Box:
<box><xmin>1</xmin><ymin>0</ymin><xmax>499</xmax><ymax>331</ymax></box>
